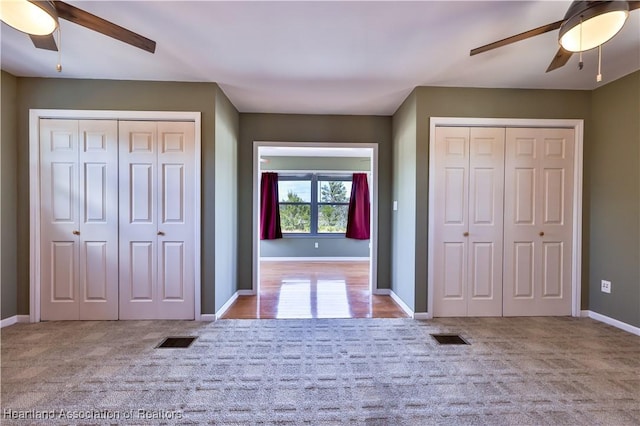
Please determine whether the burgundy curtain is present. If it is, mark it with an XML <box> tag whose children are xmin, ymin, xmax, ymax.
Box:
<box><xmin>346</xmin><ymin>173</ymin><xmax>370</xmax><ymax>240</ymax></box>
<box><xmin>260</xmin><ymin>172</ymin><xmax>283</xmax><ymax>240</ymax></box>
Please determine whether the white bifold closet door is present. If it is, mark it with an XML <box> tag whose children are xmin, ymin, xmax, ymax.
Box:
<box><xmin>433</xmin><ymin>127</ymin><xmax>505</xmax><ymax>317</ymax></box>
<box><xmin>118</xmin><ymin>121</ymin><xmax>195</xmax><ymax>320</ymax></box>
<box><xmin>40</xmin><ymin>120</ymin><xmax>119</xmax><ymax>320</ymax></box>
<box><xmin>503</xmin><ymin>128</ymin><xmax>574</xmax><ymax>316</ymax></box>
<box><xmin>433</xmin><ymin>126</ymin><xmax>575</xmax><ymax>317</ymax></box>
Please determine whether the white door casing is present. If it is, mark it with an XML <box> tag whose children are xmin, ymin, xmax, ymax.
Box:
<box><xmin>118</xmin><ymin>121</ymin><xmax>195</xmax><ymax>320</ymax></box>
<box><xmin>252</xmin><ymin>142</ymin><xmax>379</xmax><ymax>297</ymax></box>
<box><xmin>40</xmin><ymin>119</ymin><xmax>119</xmax><ymax>320</ymax></box>
<box><xmin>429</xmin><ymin>118</ymin><xmax>582</xmax><ymax>319</ymax></box>
<box><xmin>30</xmin><ymin>110</ymin><xmax>202</xmax><ymax>323</ymax></box>
<box><xmin>433</xmin><ymin>127</ymin><xmax>504</xmax><ymax>317</ymax></box>
<box><xmin>503</xmin><ymin>128</ymin><xmax>574</xmax><ymax>316</ymax></box>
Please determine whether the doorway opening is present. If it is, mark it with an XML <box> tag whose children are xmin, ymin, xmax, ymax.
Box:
<box><xmin>221</xmin><ymin>142</ymin><xmax>404</xmax><ymax>319</ymax></box>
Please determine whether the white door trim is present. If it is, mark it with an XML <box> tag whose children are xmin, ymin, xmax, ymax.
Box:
<box><xmin>29</xmin><ymin>109</ymin><xmax>202</xmax><ymax>322</ymax></box>
<box><xmin>252</xmin><ymin>141</ymin><xmax>379</xmax><ymax>295</ymax></box>
<box><xmin>428</xmin><ymin>117</ymin><xmax>584</xmax><ymax>318</ymax></box>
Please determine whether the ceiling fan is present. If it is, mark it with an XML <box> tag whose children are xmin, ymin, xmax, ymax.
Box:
<box><xmin>470</xmin><ymin>1</ymin><xmax>639</xmax><ymax>72</ymax></box>
<box><xmin>0</xmin><ymin>0</ymin><xmax>156</xmax><ymax>53</ymax></box>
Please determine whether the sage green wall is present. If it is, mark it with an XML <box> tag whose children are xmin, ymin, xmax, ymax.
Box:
<box><xmin>15</xmin><ymin>78</ymin><xmax>220</xmax><ymax>315</ymax></box>
<box><xmin>214</xmin><ymin>86</ymin><xmax>240</xmax><ymax>313</ymax></box>
<box><xmin>391</xmin><ymin>91</ymin><xmax>417</xmax><ymax>310</ymax></box>
<box><xmin>589</xmin><ymin>71</ymin><xmax>640</xmax><ymax>328</ymax></box>
<box><xmin>7</xmin><ymin>73</ymin><xmax>637</xmax><ymax>326</ymax></box>
<box><xmin>1</xmin><ymin>71</ymin><xmax>18</xmax><ymax>320</ymax></box>
<box><xmin>405</xmin><ymin>86</ymin><xmax>593</xmax><ymax>313</ymax></box>
<box><xmin>261</xmin><ymin>238</ymin><xmax>370</xmax><ymax>258</ymax></box>
<box><xmin>238</xmin><ymin>113</ymin><xmax>392</xmax><ymax>290</ymax></box>
<box><xmin>262</xmin><ymin>156</ymin><xmax>371</xmax><ymax>171</ymax></box>
<box><xmin>260</xmin><ymin>156</ymin><xmax>370</xmax><ymax>258</ymax></box>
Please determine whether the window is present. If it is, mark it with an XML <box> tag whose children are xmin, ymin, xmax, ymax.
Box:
<box><xmin>278</xmin><ymin>178</ymin><xmax>311</xmax><ymax>233</ymax></box>
<box><xmin>278</xmin><ymin>174</ymin><xmax>353</xmax><ymax>235</ymax></box>
<box><xmin>317</xmin><ymin>177</ymin><xmax>351</xmax><ymax>233</ymax></box>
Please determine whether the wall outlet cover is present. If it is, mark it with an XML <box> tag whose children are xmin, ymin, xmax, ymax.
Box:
<box><xmin>601</xmin><ymin>280</ymin><xmax>611</xmax><ymax>294</ymax></box>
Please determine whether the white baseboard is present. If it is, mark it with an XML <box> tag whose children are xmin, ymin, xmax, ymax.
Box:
<box><xmin>584</xmin><ymin>310</ymin><xmax>640</xmax><ymax>336</ymax></box>
<box><xmin>388</xmin><ymin>290</ymin><xmax>414</xmax><ymax>318</ymax></box>
<box><xmin>1</xmin><ymin>315</ymin><xmax>30</xmax><ymax>328</ymax></box>
<box><xmin>1</xmin><ymin>316</ymin><xmax>18</xmax><ymax>328</ymax></box>
<box><xmin>214</xmin><ymin>292</ymin><xmax>240</xmax><ymax>319</ymax></box>
<box><xmin>200</xmin><ymin>314</ymin><xmax>216</xmax><ymax>322</ymax></box>
<box><xmin>260</xmin><ymin>257</ymin><xmax>369</xmax><ymax>262</ymax></box>
<box><xmin>362</xmin><ymin>289</ymin><xmax>432</xmax><ymax>319</ymax></box>
<box><xmin>210</xmin><ymin>290</ymin><xmax>256</xmax><ymax>321</ymax></box>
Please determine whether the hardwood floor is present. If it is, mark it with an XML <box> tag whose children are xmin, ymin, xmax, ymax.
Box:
<box><xmin>221</xmin><ymin>261</ymin><xmax>408</xmax><ymax>319</ymax></box>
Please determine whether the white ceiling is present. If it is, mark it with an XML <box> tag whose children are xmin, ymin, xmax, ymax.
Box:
<box><xmin>2</xmin><ymin>1</ymin><xmax>639</xmax><ymax>115</ymax></box>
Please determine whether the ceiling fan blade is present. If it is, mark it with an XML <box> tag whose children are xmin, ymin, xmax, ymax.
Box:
<box><xmin>54</xmin><ymin>1</ymin><xmax>156</xmax><ymax>53</ymax></box>
<box><xmin>470</xmin><ymin>20</ymin><xmax>564</xmax><ymax>56</ymax></box>
<box><xmin>30</xmin><ymin>34</ymin><xmax>58</xmax><ymax>51</ymax></box>
<box><xmin>546</xmin><ymin>47</ymin><xmax>573</xmax><ymax>72</ymax></box>
<box><xmin>629</xmin><ymin>1</ymin><xmax>640</xmax><ymax>10</ymax></box>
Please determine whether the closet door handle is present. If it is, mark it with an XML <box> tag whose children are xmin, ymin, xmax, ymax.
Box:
<box><xmin>72</xmin><ymin>230</ymin><xmax>80</xmax><ymax>235</ymax></box>
<box><xmin>157</xmin><ymin>231</ymin><xmax>165</xmax><ymax>236</ymax></box>
<box><xmin>539</xmin><ymin>231</ymin><xmax>545</xmax><ymax>237</ymax></box>
<box><xmin>463</xmin><ymin>232</ymin><xmax>469</xmax><ymax>237</ymax></box>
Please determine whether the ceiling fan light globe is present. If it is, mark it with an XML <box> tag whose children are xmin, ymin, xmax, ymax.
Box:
<box><xmin>559</xmin><ymin>1</ymin><xmax>629</xmax><ymax>52</ymax></box>
<box><xmin>0</xmin><ymin>0</ymin><xmax>58</xmax><ymax>36</ymax></box>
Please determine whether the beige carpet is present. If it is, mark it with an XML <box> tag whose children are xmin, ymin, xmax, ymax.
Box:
<box><xmin>1</xmin><ymin>317</ymin><xmax>639</xmax><ymax>425</ymax></box>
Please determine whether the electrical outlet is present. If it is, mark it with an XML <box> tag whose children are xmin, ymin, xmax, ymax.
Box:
<box><xmin>601</xmin><ymin>280</ymin><xmax>611</xmax><ymax>294</ymax></box>
<box><xmin>314</xmin><ymin>242</ymin><xmax>318</xmax><ymax>249</ymax></box>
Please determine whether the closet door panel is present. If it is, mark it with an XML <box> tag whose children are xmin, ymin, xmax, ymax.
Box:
<box><xmin>40</xmin><ymin>120</ymin><xmax>80</xmax><ymax>320</ymax></box>
<box><xmin>433</xmin><ymin>127</ymin><xmax>469</xmax><ymax>316</ymax></box>
<box><xmin>50</xmin><ymin>241</ymin><xmax>76</xmax><ymax>301</ymax></box>
<box><xmin>119</xmin><ymin>121</ymin><xmax>158</xmax><ymax>319</ymax></box>
<box><xmin>470</xmin><ymin>242</ymin><xmax>495</xmax><ymax>298</ymax></box>
<box><xmin>513</xmin><ymin>242</ymin><xmax>535</xmax><ymax>298</ymax></box>
<box><xmin>504</xmin><ymin>128</ymin><xmax>574</xmax><ymax>316</ymax></box>
<box><xmin>130</xmin><ymin>164</ymin><xmax>154</xmax><ymax>223</ymax></box>
<box><xmin>542</xmin><ymin>242</ymin><xmax>564</xmax><ymax>298</ymax></box>
<box><xmin>50</xmin><ymin>163</ymin><xmax>77</xmax><ymax>223</ymax></box>
<box><xmin>83</xmin><ymin>241</ymin><xmax>108</xmax><ymax>300</ymax></box>
<box><xmin>130</xmin><ymin>241</ymin><xmax>155</xmax><ymax>300</ymax></box>
<box><xmin>161</xmin><ymin>241</ymin><xmax>185</xmax><ymax>300</ymax></box>
<box><xmin>514</xmin><ymin>168</ymin><xmax>536</xmax><ymax>224</ymax></box>
<box><xmin>119</xmin><ymin>121</ymin><xmax>195</xmax><ymax>320</ymax></box>
<box><xmin>467</xmin><ymin>128</ymin><xmax>504</xmax><ymax>316</ymax></box>
<box><xmin>78</xmin><ymin>120</ymin><xmax>118</xmax><ymax>320</ymax></box>
<box><xmin>443</xmin><ymin>242</ymin><xmax>465</xmax><ymax>299</ymax></box>
<box><xmin>156</xmin><ymin>122</ymin><xmax>195</xmax><ymax>319</ymax></box>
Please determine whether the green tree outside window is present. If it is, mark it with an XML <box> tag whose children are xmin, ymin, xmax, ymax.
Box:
<box><xmin>318</xmin><ymin>181</ymin><xmax>349</xmax><ymax>233</ymax></box>
<box><xmin>280</xmin><ymin>191</ymin><xmax>311</xmax><ymax>233</ymax></box>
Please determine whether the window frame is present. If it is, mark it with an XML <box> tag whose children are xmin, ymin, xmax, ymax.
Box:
<box><xmin>278</xmin><ymin>173</ymin><xmax>352</xmax><ymax>237</ymax></box>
